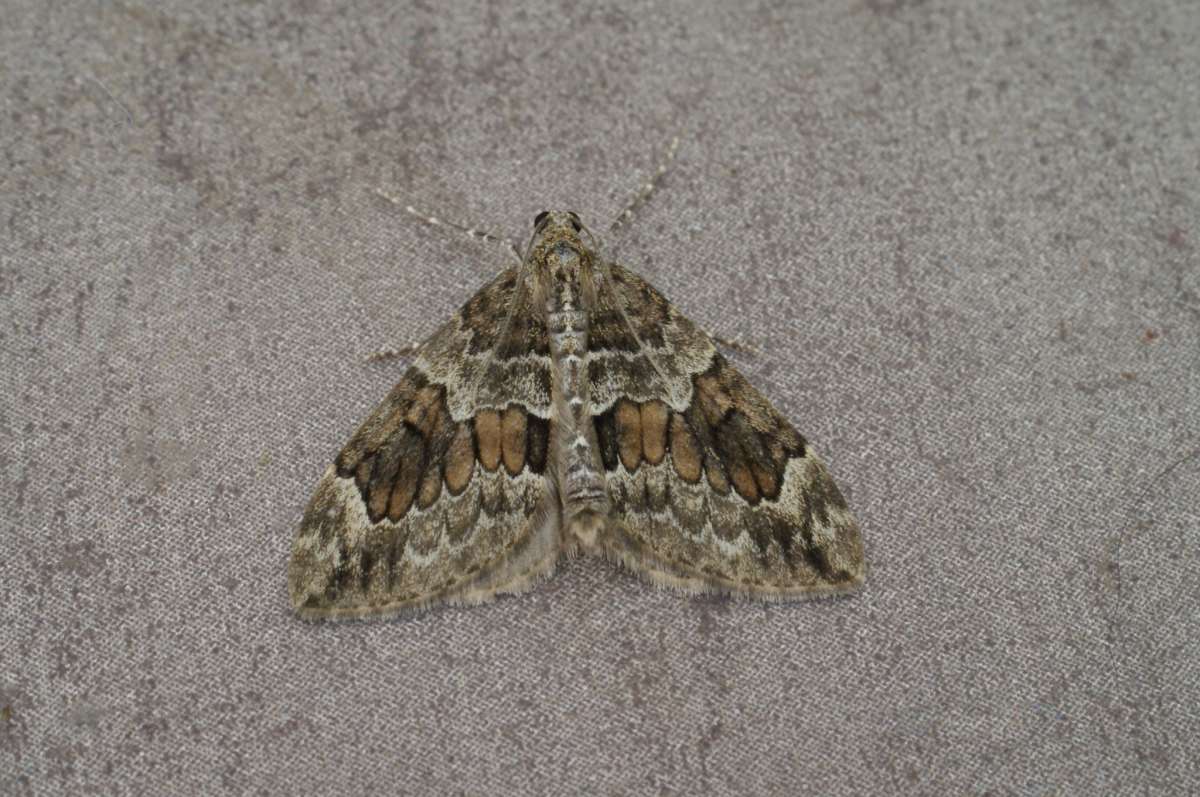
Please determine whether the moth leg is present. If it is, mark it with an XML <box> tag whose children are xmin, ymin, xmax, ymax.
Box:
<box><xmin>710</xmin><ymin>334</ymin><xmax>760</xmax><ymax>357</ymax></box>
<box><xmin>609</xmin><ymin>135</ymin><xmax>681</xmax><ymax>234</ymax></box>
<box><xmin>373</xmin><ymin>188</ymin><xmax>522</xmax><ymax>265</ymax></box>
<box><xmin>364</xmin><ymin>342</ymin><xmax>418</xmax><ymax>363</ymax></box>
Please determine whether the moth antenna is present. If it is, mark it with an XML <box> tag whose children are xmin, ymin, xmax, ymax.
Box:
<box><xmin>578</xmin><ymin>221</ymin><xmax>602</xmax><ymax>252</ymax></box>
<box><xmin>373</xmin><ymin>188</ymin><xmax>523</xmax><ymax>265</ymax></box>
<box><xmin>609</xmin><ymin>134</ymin><xmax>681</xmax><ymax>234</ymax></box>
<box><xmin>83</xmin><ymin>75</ymin><xmax>134</xmax><ymax>125</ymax></box>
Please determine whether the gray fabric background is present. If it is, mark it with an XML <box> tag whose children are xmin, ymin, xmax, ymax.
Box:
<box><xmin>2</xmin><ymin>1</ymin><xmax>1197</xmax><ymax>794</ymax></box>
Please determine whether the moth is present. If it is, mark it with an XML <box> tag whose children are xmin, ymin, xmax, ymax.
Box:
<box><xmin>288</xmin><ymin>208</ymin><xmax>865</xmax><ymax>619</ymax></box>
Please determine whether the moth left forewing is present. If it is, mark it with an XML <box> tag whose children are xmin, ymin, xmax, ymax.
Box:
<box><xmin>288</xmin><ymin>268</ymin><xmax>561</xmax><ymax>619</ymax></box>
<box><xmin>592</xmin><ymin>265</ymin><xmax>865</xmax><ymax>598</ymax></box>
<box><xmin>290</xmin><ymin>460</ymin><xmax>559</xmax><ymax>619</ymax></box>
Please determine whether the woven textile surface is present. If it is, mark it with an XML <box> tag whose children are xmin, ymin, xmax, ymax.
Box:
<box><xmin>2</xmin><ymin>1</ymin><xmax>1197</xmax><ymax>793</ymax></box>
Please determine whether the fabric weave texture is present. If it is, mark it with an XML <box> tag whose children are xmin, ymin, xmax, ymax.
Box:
<box><xmin>2</xmin><ymin>1</ymin><xmax>1197</xmax><ymax>794</ymax></box>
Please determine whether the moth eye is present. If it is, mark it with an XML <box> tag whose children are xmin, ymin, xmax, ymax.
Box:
<box><xmin>533</xmin><ymin>211</ymin><xmax>550</xmax><ymax>229</ymax></box>
<box><xmin>567</xmin><ymin>212</ymin><xmax>582</xmax><ymax>233</ymax></box>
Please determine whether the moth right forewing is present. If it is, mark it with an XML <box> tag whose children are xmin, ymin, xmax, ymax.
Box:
<box><xmin>588</xmin><ymin>263</ymin><xmax>865</xmax><ymax>599</ymax></box>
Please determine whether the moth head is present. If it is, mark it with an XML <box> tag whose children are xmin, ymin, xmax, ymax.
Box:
<box><xmin>533</xmin><ymin>209</ymin><xmax>582</xmax><ymax>233</ymax></box>
<box><xmin>526</xmin><ymin>210</ymin><xmax>590</xmax><ymax>272</ymax></box>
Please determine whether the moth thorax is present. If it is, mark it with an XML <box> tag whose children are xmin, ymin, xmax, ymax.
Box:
<box><xmin>545</xmin><ymin>250</ymin><xmax>609</xmax><ymax>522</ymax></box>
